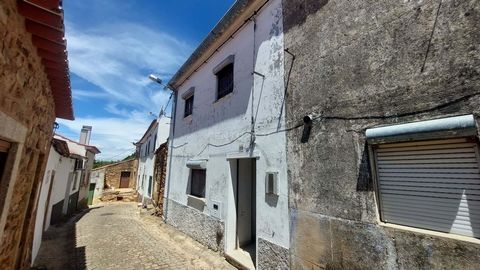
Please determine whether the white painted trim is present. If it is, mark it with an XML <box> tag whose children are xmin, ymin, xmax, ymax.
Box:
<box><xmin>380</xmin><ymin>222</ymin><xmax>480</xmax><ymax>245</ymax></box>
<box><xmin>213</xmin><ymin>54</ymin><xmax>235</xmax><ymax>74</ymax></box>
<box><xmin>226</xmin><ymin>151</ymin><xmax>261</xmax><ymax>160</ymax></box>
<box><xmin>0</xmin><ymin>111</ymin><xmax>28</xmax><ymax>243</ymax></box>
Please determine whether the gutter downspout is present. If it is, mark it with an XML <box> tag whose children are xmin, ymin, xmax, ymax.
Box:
<box><xmin>164</xmin><ymin>90</ymin><xmax>178</xmax><ymax>222</ymax></box>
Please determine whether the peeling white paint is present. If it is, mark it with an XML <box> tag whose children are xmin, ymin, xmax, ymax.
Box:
<box><xmin>165</xmin><ymin>0</ymin><xmax>289</xmax><ymax>261</ymax></box>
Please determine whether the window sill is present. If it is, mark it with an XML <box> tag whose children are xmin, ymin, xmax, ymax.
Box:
<box><xmin>187</xmin><ymin>194</ymin><xmax>206</xmax><ymax>204</ymax></box>
<box><xmin>379</xmin><ymin>222</ymin><xmax>480</xmax><ymax>245</ymax></box>
<box><xmin>187</xmin><ymin>195</ymin><xmax>206</xmax><ymax>212</ymax></box>
<box><xmin>183</xmin><ymin>115</ymin><xmax>193</xmax><ymax>123</ymax></box>
<box><xmin>213</xmin><ymin>92</ymin><xmax>234</xmax><ymax>105</ymax></box>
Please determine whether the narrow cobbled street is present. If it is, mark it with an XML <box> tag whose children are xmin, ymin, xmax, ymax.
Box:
<box><xmin>33</xmin><ymin>203</ymin><xmax>235</xmax><ymax>270</ymax></box>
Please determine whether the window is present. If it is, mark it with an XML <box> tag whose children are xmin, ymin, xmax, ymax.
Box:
<box><xmin>0</xmin><ymin>140</ymin><xmax>9</xmax><ymax>183</ymax></box>
<box><xmin>153</xmin><ymin>135</ymin><xmax>157</xmax><ymax>150</ymax></box>
<box><xmin>190</xmin><ymin>169</ymin><xmax>206</xmax><ymax>198</ymax></box>
<box><xmin>367</xmin><ymin>115</ymin><xmax>480</xmax><ymax>238</ymax></box>
<box><xmin>184</xmin><ymin>95</ymin><xmax>194</xmax><ymax>117</ymax></box>
<box><xmin>216</xmin><ymin>63</ymin><xmax>234</xmax><ymax>100</ymax></box>
<box><xmin>74</xmin><ymin>159</ymin><xmax>83</xmax><ymax>170</ymax></box>
<box><xmin>372</xmin><ymin>138</ymin><xmax>480</xmax><ymax>238</ymax></box>
<box><xmin>72</xmin><ymin>172</ymin><xmax>78</xmax><ymax>191</ymax></box>
<box><xmin>147</xmin><ymin>137</ymin><xmax>151</xmax><ymax>155</ymax></box>
<box><xmin>148</xmin><ymin>176</ymin><xmax>153</xmax><ymax>196</ymax></box>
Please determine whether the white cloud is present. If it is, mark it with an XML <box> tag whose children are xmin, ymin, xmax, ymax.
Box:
<box><xmin>62</xmin><ymin>21</ymin><xmax>188</xmax><ymax>158</ymax></box>
<box><xmin>72</xmin><ymin>89</ymin><xmax>108</xmax><ymax>101</ymax></box>
<box><xmin>66</xmin><ymin>21</ymin><xmax>190</xmax><ymax>110</ymax></box>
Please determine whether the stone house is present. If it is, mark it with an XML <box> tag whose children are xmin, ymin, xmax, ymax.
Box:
<box><xmin>0</xmin><ymin>0</ymin><xmax>73</xmax><ymax>268</ymax></box>
<box><xmin>283</xmin><ymin>0</ymin><xmax>480</xmax><ymax>269</ymax></box>
<box><xmin>164</xmin><ymin>0</ymin><xmax>289</xmax><ymax>268</ymax></box>
<box><xmin>91</xmin><ymin>158</ymin><xmax>138</xmax><ymax>192</ymax></box>
<box><xmin>135</xmin><ymin>117</ymin><xmax>169</xmax><ymax>205</ymax></box>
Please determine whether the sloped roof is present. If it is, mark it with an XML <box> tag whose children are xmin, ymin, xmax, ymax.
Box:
<box><xmin>54</xmin><ymin>133</ymin><xmax>101</xmax><ymax>158</ymax></box>
<box><xmin>17</xmin><ymin>0</ymin><xmax>74</xmax><ymax>120</ymax></box>
<box><xmin>168</xmin><ymin>0</ymin><xmax>267</xmax><ymax>89</ymax></box>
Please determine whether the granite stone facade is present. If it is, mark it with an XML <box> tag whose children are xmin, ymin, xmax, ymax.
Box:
<box><xmin>283</xmin><ymin>0</ymin><xmax>480</xmax><ymax>269</ymax></box>
<box><xmin>165</xmin><ymin>199</ymin><xmax>225</xmax><ymax>252</ymax></box>
<box><xmin>258</xmin><ymin>237</ymin><xmax>289</xmax><ymax>270</ymax></box>
<box><xmin>102</xmin><ymin>159</ymin><xmax>138</xmax><ymax>189</ymax></box>
<box><xmin>0</xmin><ymin>0</ymin><xmax>58</xmax><ymax>268</ymax></box>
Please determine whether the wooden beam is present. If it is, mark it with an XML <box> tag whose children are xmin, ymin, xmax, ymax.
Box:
<box><xmin>17</xmin><ymin>1</ymin><xmax>63</xmax><ymax>30</ymax></box>
<box><xmin>32</xmin><ymin>36</ymin><xmax>65</xmax><ymax>53</ymax></box>
<box><xmin>0</xmin><ymin>140</ymin><xmax>11</xmax><ymax>153</ymax></box>
<box><xmin>37</xmin><ymin>48</ymin><xmax>65</xmax><ymax>63</ymax></box>
<box><xmin>26</xmin><ymin>20</ymin><xmax>63</xmax><ymax>43</ymax></box>
<box><xmin>26</xmin><ymin>0</ymin><xmax>60</xmax><ymax>11</ymax></box>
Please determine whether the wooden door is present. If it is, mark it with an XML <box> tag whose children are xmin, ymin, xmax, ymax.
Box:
<box><xmin>119</xmin><ymin>171</ymin><xmax>131</xmax><ymax>188</ymax></box>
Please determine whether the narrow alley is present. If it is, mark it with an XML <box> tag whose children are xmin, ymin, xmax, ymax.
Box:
<box><xmin>1</xmin><ymin>0</ymin><xmax>479</xmax><ymax>269</ymax></box>
<box><xmin>32</xmin><ymin>203</ymin><xmax>235</xmax><ymax>270</ymax></box>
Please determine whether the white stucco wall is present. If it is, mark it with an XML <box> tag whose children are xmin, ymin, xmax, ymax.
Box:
<box><xmin>165</xmin><ymin>0</ymin><xmax>288</xmax><ymax>256</ymax></box>
<box><xmin>137</xmin><ymin>117</ymin><xmax>169</xmax><ymax>199</ymax></box>
<box><xmin>31</xmin><ymin>146</ymin><xmax>76</xmax><ymax>264</ymax></box>
<box><xmin>90</xmin><ymin>168</ymin><xmax>105</xmax><ymax>201</ymax></box>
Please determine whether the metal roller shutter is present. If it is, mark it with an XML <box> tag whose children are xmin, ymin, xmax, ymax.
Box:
<box><xmin>374</xmin><ymin>138</ymin><xmax>480</xmax><ymax>238</ymax></box>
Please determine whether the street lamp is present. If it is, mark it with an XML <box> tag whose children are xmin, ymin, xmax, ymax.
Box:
<box><xmin>148</xmin><ymin>74</ymin><xmax>163</xmax><ymax>85</ymax></box>
<box><xmin>147</xmin><ymin>73</ymin><xmax>176</xmax><ymax>222</ymax></box>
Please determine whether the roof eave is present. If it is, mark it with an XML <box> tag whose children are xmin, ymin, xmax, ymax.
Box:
<box><xmin>168</xmin><ymin>0</ymin><xmax>266</xmax><ymax>90</ymax></box>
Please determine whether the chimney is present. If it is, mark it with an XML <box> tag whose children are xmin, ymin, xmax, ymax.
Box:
<box><xmin>79</xmin><ymin>126</ymin><xmax>92</xmax><ymax>145</ymax></box>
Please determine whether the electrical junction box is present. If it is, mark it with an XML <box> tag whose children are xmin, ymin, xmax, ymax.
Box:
<box><xmin>210</xmin><ymin>200</ymin><xmax>222</xmax><ymax>219</ymax></box>
<box><xmin>265</xmin><ymin>172</ymin><xmax>278</xmax><ymax>195</ymax></box>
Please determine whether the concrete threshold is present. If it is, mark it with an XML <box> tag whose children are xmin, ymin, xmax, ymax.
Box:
<box><xmin>225</xmin><ymin>248</ymin><xmax>255</xmax><ymax>270</ymax></box>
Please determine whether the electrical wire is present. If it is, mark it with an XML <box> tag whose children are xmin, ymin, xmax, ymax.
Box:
<box><xmin>99</xmin><ymin>148</ymin><xmax>136</xmax><ymax>161</ymax></box>
<box><xmin>170</xmin><ymin>90</ymin><xmax>480</xmax><ymax>156</ymax></box>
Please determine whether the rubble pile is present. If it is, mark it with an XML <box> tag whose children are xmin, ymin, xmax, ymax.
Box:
<box><xmin>100</xmin><ymin>189</ymin><xmax>137</xmax><ymax>202</ymax></box>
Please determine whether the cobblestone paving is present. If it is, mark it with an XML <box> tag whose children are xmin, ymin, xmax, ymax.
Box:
<box><xmin>33</xmin><ymin>202</ymin><xmax>235</xmax><ymax>270</ymax></box>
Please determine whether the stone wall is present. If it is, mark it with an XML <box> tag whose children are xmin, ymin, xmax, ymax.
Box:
<box><xmin>283</xmin><ymin>0</ymin><xmax>480</xmax><ymax>269</ymax></box>
<box><xmin>152</xmin><ymin>141</ymin><xmax>167</xmax><ymax>211</ymax></box>
<box><xmin>165</xmin><ymin>199</ymin><xmax>225</xmax><ymax>252</ymax></box>
<box><xmin>0</xmin><ymin>0</ymin><xmax>57</xmax><ymax>268</ymax></box>
<box><xmin>258</xmin><ymin>237</ymin><xmax>289</xmax><ymax>270</ymax></box>
<box><xmin>103</xmin><ymin>159</ymin><xmax>137</xmax><ymax>189</ymax></box>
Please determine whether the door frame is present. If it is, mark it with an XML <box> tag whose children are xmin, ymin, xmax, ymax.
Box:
<box><xmin>226</xmin><ymin>156</ymin><xmax>259</xmax><ymax>254</ymax></box>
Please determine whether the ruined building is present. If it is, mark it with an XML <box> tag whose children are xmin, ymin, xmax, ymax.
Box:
<box><xmin>0</xmin><ymin>0</ymin><xmax>73</xmax><ymax>268</ymax></box>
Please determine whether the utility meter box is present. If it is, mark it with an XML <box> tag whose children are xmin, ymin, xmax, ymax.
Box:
<box><xmin>265</xmin><ymin>172</ymin><xmax>278</xmax><ymax>195</ymax></box>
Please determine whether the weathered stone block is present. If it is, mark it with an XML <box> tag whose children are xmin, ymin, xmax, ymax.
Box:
<box><xmin>290</xmin><ymin>210</ymin><xmax>332</xmax><ymax>269</ymax></box>
<box><xmin>329</xmin><ymin>219</ymin><xmax>396</xmax><ymax>270</ymax></box>
<box><xmin>258</xmin><ymin>237</ymin><xmax>289</xmax><ymax>270</ymax></box>
<box><xmin>394</xmin><ymin>229</ymin><xmax>480</xmax><ymax>270</ymax></box>
<box><xmin>166</xmin><ymin>199</ymin><xmax>225</xmax><ymax>252</ymax></box>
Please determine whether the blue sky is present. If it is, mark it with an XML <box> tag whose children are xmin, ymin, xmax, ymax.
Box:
<box><xmin>57</xmin><ymin>1</ymin><xmax>235</xmax><ymax>160</ymax></box>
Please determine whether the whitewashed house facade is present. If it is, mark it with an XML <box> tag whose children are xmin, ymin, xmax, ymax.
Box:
<box><xmin>31</xmin><ymin>132</ymin><xmax>99</xmax><ymax>264</ymax></box>
<box><xmin>164</xmin><ymin>0</ymin><xmax>289</xmax><ymax>268</ymax></box>
<box><xmin>136</xmin><ymin>117</ymin><xmax>169</xmax><ymax>204</ymax></box>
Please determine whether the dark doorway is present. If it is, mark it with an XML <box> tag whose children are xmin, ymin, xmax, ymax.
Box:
<box><xmin>119</xmin><ymin>171</ymin><xmax>131</xmax><ymax>188</ymax></box>
<box><xmin>0</xmin><ymin>139</ymin><xmax>11</xmax><ymax>218</ymax></box>
<box><xmin>0</xmin><ymin>152</ymin><xmax>7</xmax><ymax>184</ymax></box>
<box><xmin>235</xmin><ymin>158</ymin><xmax>256</xmax><ymax>260</ymax></box>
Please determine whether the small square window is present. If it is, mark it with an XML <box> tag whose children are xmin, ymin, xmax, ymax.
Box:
<box><xmin>184</xmin><ymin>95</ymin><xmax>194</xmax><ymax>117</ymax></box>
<box><xmin>216</xmin><ymin>63</ymin><xmax>234</xmax><ymax>100</ymax></box>
<box><xmin>190</xmin><ymin>169</ymin><xmax>206</xmax><ymax>198</ymax></box>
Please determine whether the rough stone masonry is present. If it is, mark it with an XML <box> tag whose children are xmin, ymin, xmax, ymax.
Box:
<box><xmin>0</xmin><ymin>0</ymin><xmax>57</xmax><ymax>268</ymax></box>
<box><xmin>283</xmin><ymin>0</ymin><xmax>480</xmax><ymax>269</ymax></box>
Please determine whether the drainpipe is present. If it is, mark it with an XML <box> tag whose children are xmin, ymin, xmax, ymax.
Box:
<box><xmin>164</xmin><ymin>90</ymin><xmax>177</xmax><ymax>222</ymax></box>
